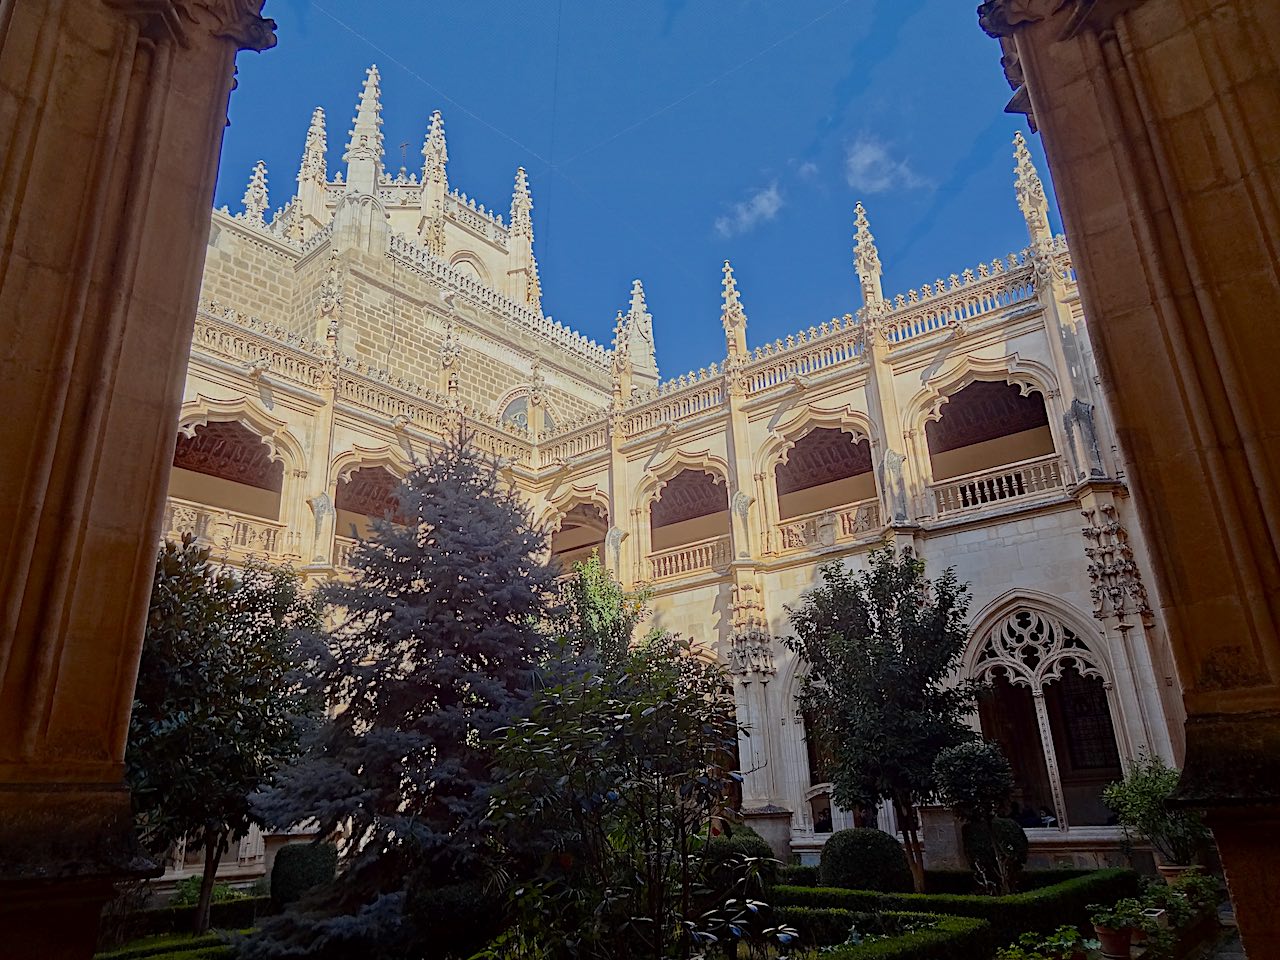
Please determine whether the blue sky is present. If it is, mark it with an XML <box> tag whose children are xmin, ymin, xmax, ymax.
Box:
<box><xmin>216</xmin><ymin>0</ymin><xmax>1062</xmax><ymax>376</ymax></box>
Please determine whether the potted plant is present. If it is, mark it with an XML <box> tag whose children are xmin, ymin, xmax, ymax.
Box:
<box><xmin>1102</xmin><ymin>754</ymin><xmax>1212</xmax><ymax>877</ymax></box>
<box><xmin>997</xmin><ymin>925</ymin><xmax>1099</xmax><ymax>960</ymax></box>
<box><xmin>1090</xmin><ymin>898</ymin><xmax>1144</xmax><ymax>958</ymax></box>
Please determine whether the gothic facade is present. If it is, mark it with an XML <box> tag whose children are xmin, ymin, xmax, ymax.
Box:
<box><xmin>171</xmin><ymin>65</ymin><xmax>1184</xmax><ymax>873</ymax></box>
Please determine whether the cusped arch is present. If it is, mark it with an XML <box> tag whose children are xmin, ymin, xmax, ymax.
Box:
<box><xmin>637</xmin><ymin>447</ymin><xmax>731</xmax><ymax>510</ymax></box>
<box><xmin>905</xmin><ymin>353</ymin><xmax>1059</xmax><ymax>432</ymax></box>
<box><xmin>757</xmin><ymin>404</ymin><xmax>878</xmax><ymax>475</ymax></box>
<box><xmin>178</xmin><ymin>394</ymin><xmax>306</xmax><ymax>472</ymax></box>
<box><xmin>964</xmin><ymin>589</ymin><xmax>1113</xmax><ymax>691</ymax></box>
<box><xmin>331</xmin><ymin>442</ymin><xmax>414</xmax><ymax>485</ymax></box>
<box><xmin>540</xmin><ymin>483</ymin><xmax>611</xmax><ymax>533</ymax></box>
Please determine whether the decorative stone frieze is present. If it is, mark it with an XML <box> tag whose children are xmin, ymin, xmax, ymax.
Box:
<box><xmin>1081</xmin><ymin>503</ymin><xmax>1152</xmax><ymax>630</ymax></box>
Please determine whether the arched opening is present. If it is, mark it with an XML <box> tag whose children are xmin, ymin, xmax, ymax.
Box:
<box><xmin>925</xmin><ymin>380</ymin><xmax>1061</xmax><ymax>513</ymax></box>
<box><xmin>499</xmin><ymin>395</ymin><xmax>554</xmax><ymax>433</ymax></box>
<box><xmin>550</xmin><ymin>501</ymin><xmax>608</xmax><ymax>570</ymax></box>
<box><xmin>335</xmin><ymin>465</ymin><xmax>405</xmax><ymax>540</ymax></box>
<box><xmin>648</xmin><ymin>468</ymin><xmax>730</xmax><ymax>580</ymax></box>
<box><xmin>773</xmin><ymin>427</ymin><xmax>879</xmax><ymax>549</ymax></box>
<box><xmin>166</xmin><ymin>420</ymin><xmax>285</xmax><ymax>556</ymax></box>
<box><xmin>972</xmin><ymin>607</ymin><xmax>1123</xmax><ymax>829</ymax></box>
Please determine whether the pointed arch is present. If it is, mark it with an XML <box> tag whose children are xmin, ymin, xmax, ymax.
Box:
<box><xmin>637</xmin><ymin>446</ymin><xmax>731</xmax><ymax>510</ymax></box>
<box><xmin>331</xmin><ymin>442</ymin><xmax>414</xmax><ymax>484</ymax></box>
<box><xmin>904</xmin><ymin>353</ymin><xmax>1059</xmax><ymax>432</ymax></box>
<box><xmin>754</xmin><ymin>403</ymin><xmax>878</xmax><ymax>475</ymax></box>
<box><xmin>541</xmin><ymin>483</ymin><xmax>611</xmax><ymax>533</ymax></box>
<box><xmin>964</xmin><ymin>589</ymin><xmax>1113</xmax><ymax>688</ymax></box>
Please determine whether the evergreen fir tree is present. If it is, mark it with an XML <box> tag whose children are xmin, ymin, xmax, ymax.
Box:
<box><xmin>246</xmin><ymin>434</ymin><xmax>556</xmax><ymax>958</ymax></box>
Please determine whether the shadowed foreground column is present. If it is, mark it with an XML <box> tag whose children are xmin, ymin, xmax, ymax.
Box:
<box><xmin>0</xmin><ymin>2</ymin><xmax>274</xmax><ymax>956</ymax></box>
<box><xmin>976</xmin><ymin>1</ymin><xmax>1280</xmax><ymax>954</ymax></box>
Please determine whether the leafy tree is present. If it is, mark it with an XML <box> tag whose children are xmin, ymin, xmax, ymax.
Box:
<box><xmin>244</xmin><ymin>436</ymin><xmax>557</xmax><ymax>958</ymax></box>
<box><xmin>128</xmin><ymin>538</ymin><xmax>320</xmax><ymax>932</ymax></box>
<box><xmin>783</xmin><ymin>546</ymin><xmax>979</xmax><ymax>892</ymax></box>
<box><xmin>1102</xmin><ymin>753</ymin><xmax>1211</xmax><ymax>866</ymax></box>
<box><xmin>482</xmin><ymin>559</ymin><xmax>791</xmax><ymax>960</ymax></box>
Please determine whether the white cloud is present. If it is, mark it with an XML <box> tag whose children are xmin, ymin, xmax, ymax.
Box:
<box><xmin>797</xmin><ymin>161</ymin><xmax>819</xmax><ymax>179</ymax></box>
<box><xmin>844</xmin><ymin>135</ymin><xmax>929</xmax><ymax>194</ymax></box>
<box><xmin>714</xmin><ymin>182</ymin><xmax>784</xmax><ymax>238</ymax></box>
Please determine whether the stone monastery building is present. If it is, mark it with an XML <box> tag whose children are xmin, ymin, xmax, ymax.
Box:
<box><xmin>170</xmin><ymin>65</ymin><xmax>1183</xmax><ymax>873</ymax></box>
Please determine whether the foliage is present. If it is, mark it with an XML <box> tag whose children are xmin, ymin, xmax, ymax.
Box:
<box><xmin>780</xmin><ymin>864</ymin><xmax>820</xmax><ymax>887</ymax></box>
<box><xmin>774</xmin><ymin>910</ymin><xmax>994</xmax><ymax>960</ymax></box>
<box><xmin>705</xmin><ymin>825</ymin><xmax>779</xmax><ymax>887</ymax></box>
<box><xmin>933</xmin><ymin>742</ymin><xmax>1014</xmax><ymax>824</ymax></box>
<box><xmin>95</xmin><ymin>931</ymin><xmax>235</xmax><ymax>960</ymax></box>
<box><xmin>169</xmin><ymin>877</ymin><xmax>246</xmax><ymax>907</ymax></box>
<box><xmin>995</xmin><ymin>924</ymin><xmax>1097</xmax><ymax>960</ymax></box>
<box><xmin>128</xmin><ymin>538</ymin><xmax>320</xmax><ymax>932</ymax></box>
<box><xmin>96</xmin><ymin>881</ymin><xmax>155</xmax><ymax>951</ymax></box>
<box><xmin>960</xmin><ymin>818</ymin><xmax>1028</xmax><ymax>895</ymax></box>
<box><xmin>773</xmin><ymin>868</ymin><xmax>1141</xmax><ymax>947</ymax></box>
<box><xmin>818</xmin><ymin>828</ymin><xmax>914</xmax><ymax>893</ymax></box>
<box><xmin>484</xmin><ymin>622</ymin><xmax>790</xmax><ymax>960</ymax></box>
<box><xmin>270</xmin><ymin>842</ymin><xmax>338</xmax><ymax>907</ymax></box>
<box><xmin>1101</xmin><ymin>754</ymin><xmax>1211</xmax><ymax>865</ymax></box>
<box><xmin>784</xmin><ymin>547</ymin><xmax>979</xmax><ymax>891</ymax></box>
<box><xmin>244</xmin><ymin>436</ymin><xmax>558</xmax><ymax>958</ymax></box>
<box><xmin>1087</xmin><ymin>897</ymin><xmax>1144</xmax><ymax>930</ymax></box>
<box><xmin>403</xmin><ymin>878</ymin><xmax>506</xmax><ymax>960</ymax></box>
<box><xmin>131</xmin><ymin>899</ymin><xmax>271</xmax><ymax>939</ymax></box>
<box><xmin>550</xmin><ymin>550</ymin><xmax>647</xmax><ymax>663</ymax></box>
<box><xmin>1140</xmin><ymin>868</ymin><xmax>1220</xmax><ymax>928</ymax></box>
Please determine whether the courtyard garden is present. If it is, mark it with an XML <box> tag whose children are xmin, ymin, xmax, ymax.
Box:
<box><xmin>103</xmin><ymin>438</ymin><xmax>1228</xmax><ymax>960</ymax></box>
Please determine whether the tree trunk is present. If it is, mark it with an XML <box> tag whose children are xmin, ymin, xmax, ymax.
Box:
<box><xmin>894</xmin><ymin>799</ymin><xmax>925</xmax><ymax>893</ymax></box>
<box><xmin>193</xmin><ymin>827</ymin><xmax>225</xmax><ymax>934</ymax></box>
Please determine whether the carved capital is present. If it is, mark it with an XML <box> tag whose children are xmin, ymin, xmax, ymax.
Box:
<box><xmin>977</xmin><ymin>0</ymin><xmax>1070</xmax><ymax>37</ymax></box>
<box><xmin>104</xmin><ymin>0</ymin><xmax>277</xmax><ymax>51</ymax></box>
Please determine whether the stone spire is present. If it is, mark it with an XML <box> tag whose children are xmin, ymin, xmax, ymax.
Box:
<box><xmin>507</xmin><ymin>167</ymin><xmax>541</xmax><ymax>311</ymax></box>
<box><xmin>418</xmin><ymin>110</ymin><xmax>448</xmax><ymax>256</ymax></box>
<box><xmin>241</xmin><ymin>160</ymin><xmax>269</xmax><ymax>226</ymax></box>
<box><xmin>611</xmin><ymin>312</ymin><xmax>635</xmax><ymax>408</ymax></box>
<box><xmin>721</xmin><ymin>260</ymin><xmax>748</xmax><ymax>358</ymax></box>
<box><xmin>295</xmin><ymin>107</ymin><xmax>329</xmax><ymax>232</ymax></box>
<box><xmin>853</xmin><ymin>201</ymin><xmax>883</xmax><ymax>307</ymax></box>
<box><xmin>342</xmin><ymin>65</ymin><xmax>384</xmax><ymax>196</ymax></box>
<box><xmin>612</xmin><ymin>279</ymin><xmax>659</xmax><ymax>391</ymax></box>
<box><xmin>509</xmin><ymin>166</ymin><xmax>533</xmax><ymax>239</ymax></box>
<box><xmin>1013</xmin><ymin>131</ymin><xmax>1051</xmax><ymax>243</ymax></box>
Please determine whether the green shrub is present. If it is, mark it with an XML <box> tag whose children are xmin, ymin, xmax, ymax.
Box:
<box><xmin>779</xmin><ymin>864</ymin><xmax>820</xmax><ymax>887</ymax></box>
<box><xmin>95</xmin><ymin>931</ymin><xmax>242</xmax><ymax>960</ymax></box>
<box><xmin>1102</xmin><ymin>755</ymin><xmax>1211</xmax><ymax>865</ymax></box>
<box><xmin>704</xmin><ymin>825</ymin><xmax>779</xmax><ymax>886</ymax></box>
<box><xmin>269</xmin><ymin>841</ymin><xmax>338</xmax><ymax>906</ymax></box>
<box><xmin>933</xmin><ymin>742</ymin><xmax>1015</xmax><ymax>823</ymax></box>
<box><xmin>961</xmin><ymin>817</ymin><xmax>1028</xmax><ymax>891</ymax></box>
<box><xmin>404</xmin><ymin>876</ymin><xmax>507</xmax><ymax>959</ymax></box>
<box><xmin>167</xmin><ymin>876</ymin><xmax>246</xmax><ymax>907</ymax></box>
<box><xmin>776</xmin><ymin>907</ymin><xmax>994</xmax><ymax>958</ymax></box>
<box><xmin>819</xmin><ymin>828</ymin><xmax>914</xmax><ymax>893</ymax></box>
<box><xmin>921</xmin><ymin>868</ymin><xmax>1091</xmax><ymax>895</ymax></box>
<box><xmin>774</xmin><ymin>867</ymin><xmax>1141</xmax><ymax>947</ymax></box>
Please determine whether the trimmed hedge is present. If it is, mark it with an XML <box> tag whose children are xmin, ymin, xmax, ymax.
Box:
<box><xmin>95</xmin><ymin>933</ymin><xmax>236</xmax><ymax>960</ymax></box>
<box><xmin>819</xmin><ymin>828</ymin><xmax>914</xmax><ymax>892</ymax></box>
<box><xmin>780</xmin><ymin>864</ymin><xmax>820</xmax><ymax>887</ymax></box>
<box><xmin>776</xmin><ymin>909</ymin><xmax>993</xmax><ymax>960</ymax></box>
<box><xmin>133</xmin><ymin>897</ymin><xmax>271</xmax><ymax>938</ymax></box>
<box><xmin>705</xmin><ymin>826</ymin><xmax>779</xmax><ymax>886</ymax></box>
<box><xmin>922</xmin><ymin>868</ymin><xmax>1092</xmax><ymax>895</ymax></box>
<box><xmin>271</xmin><ymin>841</ymin><xmax>338</xmax><ymax>906</ymax></box>
<box><xmin>774</xmin><ymin>867</ymin><xmax>1140</xmax><ymax>946</ymax></box>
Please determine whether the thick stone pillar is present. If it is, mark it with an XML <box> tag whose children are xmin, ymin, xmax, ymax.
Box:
<box><xmin>0</xmin><ymin>2</ymin><xmax>274</xmax><ymax>956</ymax></box>
<box><xmin>977</xmin><ymin>1</ymin><xmax>1280</xmax><ymax>952</ymax></box>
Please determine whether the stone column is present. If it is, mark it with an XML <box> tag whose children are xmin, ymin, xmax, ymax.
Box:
<box><xmin>0</xmin><ymin>2</ymin><xmax>274</xmax><ymax>956</ymax></box>
<box><xmin>978</xmin><ymin>1</ymin><xmax>1280</xmax><ymax>951</ymax></box>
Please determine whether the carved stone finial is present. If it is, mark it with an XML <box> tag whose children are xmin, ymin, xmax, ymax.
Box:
<box><xmin>721</xmin><ymin>261</ymin><xmax>747</xmax><ymax>337</ymax></box>
<box><xmin>510</xmin><ymin>166</ymin><xmax>533</xmax><ymax>240</ymax></box>
<box><xmin>342</xmin><ymin>65</ymin><xmax>384</xmax><ymax>195</ymax></box>
<box><xmin>422</xmin><ymin>110</ymin><xmax>448</xmax><ymax>184</ymax></box>
<box><xmin>528</xmin><ymin>358</ymin><xmax>546</xmax><ymax>408</ymax></box>
<box><xmin>298</xmin><ymin>107</ymin><xmax>327</xmax><ymax>186</ymax></box>
<box><xmin>852</xmin><ymin>201</ymin><xmax>885</xmax><ymax>306</ymax></box>
<box><xmin>1013</xmin><ymin>131</ymin><xmax>1051</xmax><ymax>241</ymax></box>
<box><xmin>318</xmin><ymin>250</ymin><xmax>343</xmax><ymax>318</ymax></box>
<box><xmin>241</xmin><ymin>160</ymin><xmax>269</xmax><ymax>226</ymax></box>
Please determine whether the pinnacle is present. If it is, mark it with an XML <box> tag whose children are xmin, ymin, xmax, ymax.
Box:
<box><xmin>242</xmin><ymin>159</ymin><xmax>269</xmax><ymax>226</ymax></box>
<box><xmin>629</xmin><ymin>279</ymin><xmax>647</xmax><ymax>317</ymax></box>
<box><xmin>343</xmin><ymin>64</ymin><xmax>384</xmax><ymax>169</ymax></box>
<box><xmin>298</xmin><ymin>107</ymin><xmax>327</xmax><ymax>184</ymax></box>
<box><xmin>721</xmin><ymin>261</ymin><xmax>744</xmax><ymax>319</ymax></box>
<box><xmin>510</xmin><ymin>167</ymin><xmax>533</xmax><ymax>237</ymax></box>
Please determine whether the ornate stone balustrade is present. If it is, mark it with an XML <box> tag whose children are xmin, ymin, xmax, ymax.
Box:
<box><xmin>162</xmin><ymin>497</ymin><xmax>296</xmax><ymax>559</ymax></box>
<box><xmin>388</xmin><ymin>233</ymin><xmax>609</xmax><ymax>370</ymax></box>
<box><xmin>648</xmin><ymin>535</ymin><xmax>731</xmax><ymax>581</ymax></box>
<box><xmin>772</xmin><ymin>499</ymin><xmax>881</xmax><ymax>554</ymax></box>
<box><xmin>623</xmin><ymin>376</ymin><xmax>725</xmax><ymax>438</ymax></box>
<box><xmin>539</xmin><ymin>421</ymin><xmax>609</xmax><ymax>467</ymax></box>
<box><xmin>744</xmin><ymin>315</ymin><xmax>865</xmax><ymax>392</ymax></box>
<box><xmin>931</xmin><ymin>455</ymin><xmax>1064</xmax><ymax>516</ymax></box>
<box><xmin>881</xmin><ymin>254</ymin><xmax>1037</xmax><ymax>346</ymax></box>
<box><xmin>194</xmin><ymin>304</ymin><xmax>327</xmax><ymax>389</ymax></box>
<box><xmin>334</xmin><ymin>535</ymin><xmax>358</xmax><ymax>569</ymax></box>
<box><xmin>445</xmin><ymin>189</ymin><xmax>508</xmax><ymax>243</ymax></box>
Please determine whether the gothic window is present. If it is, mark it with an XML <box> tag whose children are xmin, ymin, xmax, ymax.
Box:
<box><xmin>170</xmin><ymin>420</ymin><xmax>283</xmax><ymax>520</ymax></box>
<box><xmin>335</xmin><ymin>466</ymin><xmax>406</xmax><ymax>537</ymax></box>
<box><xmin>500</xmin><ymin>395</ymin><xmax>555</xmax><ymax>433</ymax></box>
<box><xmin>972</xmin><ymin>607</ymin><xmax>1122</xmax><ymax>829</ymax></box>
<box><xmin>649</xmin><ymin>468</ymin><xmax>730</xmax><ymax>554</ymax></box>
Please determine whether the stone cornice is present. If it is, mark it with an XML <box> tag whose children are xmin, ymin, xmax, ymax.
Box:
<box><xmin>103</xmin><ymin>0</ymin><xmax>276</xmax><ymax>51</ymax></box>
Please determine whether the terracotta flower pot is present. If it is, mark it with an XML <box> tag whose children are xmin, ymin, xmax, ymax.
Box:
<box><xmin>1156</xmin><ymin>863</ymin><xmax>1193</xmax><ymax>883</ymax></box>
<box><xmin>1094</xmin><ymin>924</ymin><xmax>1133</xmax><ymax>959</ymax></box>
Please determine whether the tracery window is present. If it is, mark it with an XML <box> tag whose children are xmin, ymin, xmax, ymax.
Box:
<box><xmin>972</xmin><ymin>607</ymin><xmax>1122</xmax><ymax>829</ymax></box>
